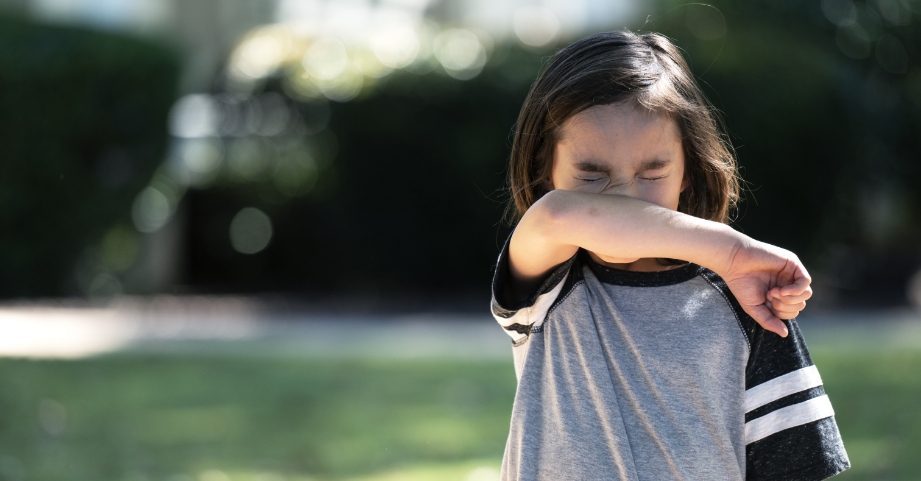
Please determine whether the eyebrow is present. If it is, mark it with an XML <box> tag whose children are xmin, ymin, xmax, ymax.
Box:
<box><xmin>637</xmin><ymin>159</ymin><xmax>671</xmax><ymax>171</ymax></box>
<box><xmin>573</xmin><ymin>158</ymin><xmax>672</xmax><ymax>172</ymax></box>
<box><xmin>573</xmin><ymin>161</ymin><xmax>608</xmax><ymax>172</ymax></box>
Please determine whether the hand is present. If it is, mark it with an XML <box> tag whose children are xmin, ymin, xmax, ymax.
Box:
<box><xmin>719</xmin><ymin>238</ymin><xmax>813</xmax><ymax>337</ymax></box>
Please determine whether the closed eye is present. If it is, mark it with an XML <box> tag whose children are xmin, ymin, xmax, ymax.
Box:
<box><xmin>639</xmin><ymin>174</ymin><xmax>668</xmax><ymax>181</ymax></box>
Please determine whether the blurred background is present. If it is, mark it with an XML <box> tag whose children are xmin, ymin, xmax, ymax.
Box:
<box><xmin>0</xmin><ymin>0</ymin><xmax>919</xmax><ymax>479</ymax></box>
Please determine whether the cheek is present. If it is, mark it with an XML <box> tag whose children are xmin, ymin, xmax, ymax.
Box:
<box><xmin>544</xmin><ymin>160</ymin><xmax>559</xmax><ymax>191</ymax></box>
<box><xmin>639</xmin><ymin>179</ymin><xmax>684</xmax><ymax>210</ymax></box>
<box><xmin>547</xmin><ymin>157</ymin><xmax>575</xmax><ymax>191</ymax></box>
<box><xmin>546</xmin><ymin>163</ymin><xmax>561</xmax><ymax>190</ymax></box>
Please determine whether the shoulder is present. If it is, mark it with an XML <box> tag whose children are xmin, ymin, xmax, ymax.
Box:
<box><xmin>695</xmin><ymin>268</ymin><xmax>758</xmax><ymax>348</ymax></box>
<box><xmin>490</xmin><ymin>235</ymin><xmax>585</xmax><ymax>344</ymax></box>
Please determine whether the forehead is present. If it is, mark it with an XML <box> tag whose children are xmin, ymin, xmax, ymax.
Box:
<box><xmin>556</xmin><ymin>102</ymin><xmax>682</xmax><ymax>168</ymax></box>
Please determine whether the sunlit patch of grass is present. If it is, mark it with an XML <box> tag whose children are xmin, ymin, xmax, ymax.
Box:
<box><xmin>159</xmin><ymin>460</ymin><xmax>500</xmax><ymax>481</ymax></box>
<box><xmin>340</xmin><ymin>460</ymin><xmax>500</xmax><ymax>481</ymax></box>
<box><xmin>811</xmin><ymin>349</ymin><xmax>921</xmax><ymax>480</ymax></box>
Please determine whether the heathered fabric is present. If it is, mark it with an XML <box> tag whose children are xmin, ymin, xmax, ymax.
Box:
<box><xmin>491</xmin><ymin>244</ymin><xmax>849</xmax><ymax>481</ymax></box>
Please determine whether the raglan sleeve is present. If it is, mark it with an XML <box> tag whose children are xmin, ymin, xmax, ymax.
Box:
<box><xmin>490</xmin><ymin>233</ymin><xmax>574</xmax><ymax>346</ymax></box>
<box><xmin>743</xmin><ymin>318</ymin><xmax>851</xmax><ymax>480</ymax></box>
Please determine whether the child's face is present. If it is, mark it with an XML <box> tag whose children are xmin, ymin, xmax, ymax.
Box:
<box><xmin>549</xmin><ymin>102</ymin><xmax>686</xmax><ymax>211</ymax></box>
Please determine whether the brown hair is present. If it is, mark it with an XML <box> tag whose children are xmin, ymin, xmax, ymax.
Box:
<box><xmin>507</xmin><ymin>30</ymin><xmax>740</xmax><ymax>224</ymax></box>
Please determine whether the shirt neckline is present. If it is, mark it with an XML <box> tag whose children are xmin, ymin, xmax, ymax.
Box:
<box><xmin>581</xmin><ymin>250</ymin><xmax>703</xmax><ymax>287</ymax></box>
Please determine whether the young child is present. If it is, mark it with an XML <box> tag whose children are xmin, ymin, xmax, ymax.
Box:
<box><xmin>491</xmin><ymin>31</ymin><xmax>850</xmax><ymax>480</ymax></box>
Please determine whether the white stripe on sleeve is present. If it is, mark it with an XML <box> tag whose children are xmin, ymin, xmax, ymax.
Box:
<box><xmin>745</xmin><ymin>365</ymin><xmax>823</xmax><ymax>412</ymax></box>
<box><xmin>744</xmin><ymin>395</ymin><xmax>835</xmax><ymax>444</ymax></box>
<box><xmin>493</xmin><ymin>273</ymin><xmax>568</xmax><ymax>340</ymax></box>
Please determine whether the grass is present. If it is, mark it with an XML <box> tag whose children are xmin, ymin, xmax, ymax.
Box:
<box><xmin>812</xmin><ymin>348</ymin><xmax>921</xmax><ymax>480</ymax></box>
<box><xmin>0</xmin><ymin>348</ymin><xmax>917</xmax><ymax>480</ymax></box>
<box><xmin>0</xmin><ymin>357</ymin><xmax>514</xmax><ymax>481</ymax></box>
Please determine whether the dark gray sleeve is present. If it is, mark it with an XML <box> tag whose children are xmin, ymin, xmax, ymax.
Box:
<box><xmin>744</xmin><ymin>320</ymin><xmax>850</xmax><ymax>481</ymax></box>
<box><xmin>700</xmin><ymin>270</ymin><xmax>851</xmax><ymax>480</ymax></box>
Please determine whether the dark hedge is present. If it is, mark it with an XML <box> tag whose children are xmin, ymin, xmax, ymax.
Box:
<box><xmin>0</xmin><ymin>17</ymin><xmax>179</xmax><ymax>297</ymax></box>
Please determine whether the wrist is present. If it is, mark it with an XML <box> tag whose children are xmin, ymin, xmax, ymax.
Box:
<box><xmin>712</xmin><ymin>225</ymin><xmax>748</xmax><ymax>277</ymax></box>
<box><xmin>685</xmin><ymin>222</ymin><xmax>747</xmax><ymax>277</ymax></box>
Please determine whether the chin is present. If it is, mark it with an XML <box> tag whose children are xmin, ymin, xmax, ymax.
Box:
<box><xmin>596</xmin><ymin>255</ymin><xmax>641</xmax><ymax>265</ymax></box>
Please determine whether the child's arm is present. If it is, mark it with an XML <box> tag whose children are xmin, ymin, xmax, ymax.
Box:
<box><xmin>508</xmin><ymin>190</ymin><xmax>811</xmax><ymax>337</ymax></box>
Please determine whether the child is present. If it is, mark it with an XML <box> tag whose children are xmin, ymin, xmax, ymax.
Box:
<box><xmin>491</xmin><ymin>31</ymin><xmax>850</xmax><ymax>480</ymax></box>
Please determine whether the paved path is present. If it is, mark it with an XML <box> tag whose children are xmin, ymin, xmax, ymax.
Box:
<box><xmin>0</xmin><ymin>296</ymin><xmax>510</xmax><ymax>359</ymax></box>
<box><xmin>0</xmin><ymin>296</ymin><xmax>919</xmax><ymax>359</ymax></box>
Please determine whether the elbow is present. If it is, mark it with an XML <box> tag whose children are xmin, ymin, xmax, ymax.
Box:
<box><xmin>522</xmin><ymin>190</ymin><xmax>575</xmax><ymax>242</ymax></box>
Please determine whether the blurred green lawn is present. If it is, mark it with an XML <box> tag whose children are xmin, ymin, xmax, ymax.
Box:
<box><xmin>0</xmin><ymin>348</ymin><xmax>917</xmax><ymax>480</ymax></box>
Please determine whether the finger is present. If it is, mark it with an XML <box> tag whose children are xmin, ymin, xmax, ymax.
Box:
<box><xmin>766</xmin><ymin>300</ymin><xmax>803</xmax><ymax>321</ymax></box>
<box><xmin>745</xmin><ymin>303</ymin><xmax>789</xmax><ymax>337</ymax></box>
<box><xmin>771</xmin><ymin>286</ymin><xmax>812</xmax><ymax>304</ymax></box>
<box><xmin>780</xmin><ymin>276</ymin><xmax>811</xmax><ymax>297</ymax></box>
<box><xmin>769</xmin><ymin>299</ymin><xmax>806</xmax><ymax>313</ymax></box>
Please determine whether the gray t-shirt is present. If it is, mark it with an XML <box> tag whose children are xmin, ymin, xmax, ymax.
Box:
<box><xmin>491</xmin><ymin>242</ymin><xmax>850</xmax><ymax>481</ymax></box>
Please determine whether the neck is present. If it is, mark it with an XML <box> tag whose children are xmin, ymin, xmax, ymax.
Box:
<box><xmin>587</xmin><ymin>252</ymin><xmax>685</xmax><ymax>272</ymax></box>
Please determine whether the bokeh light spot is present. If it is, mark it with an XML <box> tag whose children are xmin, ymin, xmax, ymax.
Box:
<box><xmin>256</xmin><ymin>92</ymin><xmax>291</xmax><ymax>136</ymax></box>
<box><xmin>370</xmin><ymin>21</ymin><xmax>421</xmax><ymax>68</ymax></box>
<box><xmin>101</xmin><ymin>225</ymin><xmax>139</xmax><ymax>273</ymax></box>
<box><xmin>353</xmin><ymin>48</ymin><xmax>392</xmax><ymax>79</ymax></box>
<box><xmin>198</xmin><ymin>470</ymin><xmax>231</xmax><ymax>481</ymax></box>
<box><xmin>253</xmin><ymin>473</ymin><xmax>286</xmax><ymax>481</ymax></box>
<box><xmin>874</xmin><ymin>0</ymin><xmax>912</xmax><ymax>25</ymax></box>
<box><xmin>0</xmin><ymin>456</ymin><xmax>25</xmax><ymax>481</ymax></box>
<box><xmin>908</xmin><ymin>267</ymin><xmax>921</xmax><ymax>308</ymax></box>
<box><xmin>303</xmin><ymin>37</ymin><xmax>350</xmax><ymax>81</ymax></box>
<box><xmin>512</xmin><ymin>6</ymin><xmax>560</xmax><ymax>48</ymax></box>
<box><xmin>132</xmin><ymin>186</ymin><xmax>173</xmax><ymax>233</ymax></box>
<box><xmin>433</xmin><ymin>29</ymin><xmax>487</xmax><ymax>80</ymax></box>
<box><xmin>822</xmin><ymin>0</ymin><xmax>858</xmax><ymax>26</ymax></box>
<box><xmin>227</xmin><ymin>137</ymin><xmax>270</xmax><ymax>182</ymax></box>
<box><xmin>229</xmin><ymin>207</ymin><xmax>273</xmax><ymax>255</ymax></box>
<box><xmin>178</xmin><ymin>137</ymin><xmax>224</xmax><ymax>175</ymax></box>
<box><xmin>230</xmin><ymin>26</ymin><xmax>293</xmax><ymax>81</ymax></box>
<box><xmin>38</xmin><ymin>399</ymin><xmax>67</xmax><ymax>437</ymax></box>
<box><xmin>283</xmin><ymin>68</ymin><xmax>323</xmax><ymax>101</ymax></box>
<box><xmin>169</xmin><ymin>94</ymin><xmax>220</xmax><ymax>138</ymax></box>
<box><xmin>465</xmin><ymin>466</ymin><xmax>500</xmax><ymax>481</ymax></box>
<box><xmin>319</xmin><ymin>68</ymin><xmax>364</xmax><ymax>102</ymax></box>
<box><xmin>273</xmin><ymin>150</ymin><xmax>318</xmax><ymax>197</ymax></box>
<box><xmin>87</xmin><ymin>272</ymin><xmax>123</xmax><ymax>298</ymax></box>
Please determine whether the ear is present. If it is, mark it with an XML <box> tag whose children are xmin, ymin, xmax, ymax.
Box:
<box><xmin>680</xmin><ymin>175</ymin><xmax>689</xmax><ymax>193</ymax></box>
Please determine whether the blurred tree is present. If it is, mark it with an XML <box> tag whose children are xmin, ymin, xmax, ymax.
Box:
<box><xmin>0</xmin><ymin>16</ymin><xmax>179</xmax><ymax>297</ymax></box>
<box><xmin>652</xmin><ymin>0</ymin><xmax>921</xmax><ymax>305</ymax></box>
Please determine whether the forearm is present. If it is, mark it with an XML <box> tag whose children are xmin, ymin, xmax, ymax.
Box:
<box><xmin>510</xmin><ymin>190</ymin><xmax>746</xmax><ymax>282</ymax></box>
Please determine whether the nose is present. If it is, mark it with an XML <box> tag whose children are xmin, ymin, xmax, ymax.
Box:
<box><xmin>604</xmin><ymin>179</ymin><xmax>640</xmax><ymax>199</ymax></box>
